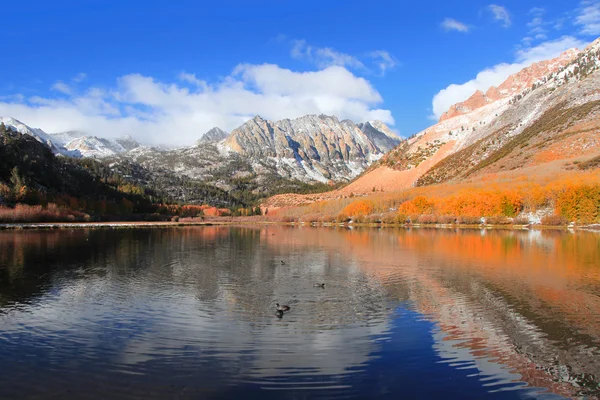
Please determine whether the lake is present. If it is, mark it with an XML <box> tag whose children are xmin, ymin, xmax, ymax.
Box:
<box><xmin>0</xmin><ymin>226</ymin><xmax>599</xmax><ymax>399</ymax></box>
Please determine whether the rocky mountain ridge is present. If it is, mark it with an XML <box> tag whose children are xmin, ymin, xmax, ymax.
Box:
<box><xmin>439</xmin><ymin>49</ymin><xmax>580</xmax><ymax>122</ymax></box>
<box><xmin>196</xmin><ymin>127</ymin><xmax>229</xmax><ymax>145</ymax></box>
<box><xmin>223</xmin><ymin>114</ymin><xmax>399</xmax><ymax>182</ymax></box>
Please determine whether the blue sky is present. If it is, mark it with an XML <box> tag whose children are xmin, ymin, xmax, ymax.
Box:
<box><xmin>0</xmin><ymin>0</ymin><xmax>598</xmax><ymax>145</ymax></box>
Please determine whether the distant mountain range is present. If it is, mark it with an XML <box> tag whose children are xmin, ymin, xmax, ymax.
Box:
<box><xmin>0</xmin><ymin>113</ymin><xmax>399</xmax><ymax>204</ymax></box>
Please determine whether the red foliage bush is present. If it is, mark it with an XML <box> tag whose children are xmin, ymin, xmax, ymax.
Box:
<box><xmin>0</xmin><ymin>203</ymin><xmax>90</xmax><ymax>223</ymax></box>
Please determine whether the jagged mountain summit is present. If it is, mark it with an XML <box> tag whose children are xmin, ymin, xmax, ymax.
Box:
<box><xmin>224</xmin><ymin>114</ymin><xmax>399</xmax><ymax>182</ymax></box>
<box><xmin>439</xmin><ymin>49</ymin><xmax>580</xmax><ymax>122</ymax></box>
<box><xmin>358</xmin><ymin>120</ymin><xmax>400</xmax><ymax>153</ymax></box>
<box><xmin>197</xmin><ymin>127</ymin><xmax>229</xmax><ymax>145</ymax></box>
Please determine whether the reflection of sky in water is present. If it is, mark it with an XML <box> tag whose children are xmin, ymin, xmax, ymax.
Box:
<box><xmin>1</xmin><ymin>227</ymin><xmax>599</xmax><ymax>398</ymax></box>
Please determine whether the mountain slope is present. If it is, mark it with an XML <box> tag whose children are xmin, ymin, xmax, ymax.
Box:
<box><xmin>0</xmin><ymin>117</ymin><xmax>73</xmax><ymax>156</ymax></box>
<box><xmin>264</xmin><ymin>38</ymin><xmax>600</xmax><ymax>209</ymax></box>
<box><xmin>0</xmin><ymin>118</ymin><xmax>142</xmax><ymax>158</ymax></box>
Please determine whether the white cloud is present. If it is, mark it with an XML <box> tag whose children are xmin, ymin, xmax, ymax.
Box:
<box><xmin>441</xmin><ymin>18</ymin><xmax>470</xmax><ymax>33</ymax></box>
<box><xmin>291</xmin><ymin>40</ymin><xmax>365</xmax><ymax>70</ymax></box>
<box><xmin>178</xmin><ymin>72</ymin><xmax>208</xmax><ymax>90</ymax></box>
<box><xmin>525</xmin><ymin>13</ymin><xmax>548</xmax><ymax>42</ymax></box>
<box><xmin>575</xmin><ymin>0</ymin><xmax>600</xmax><ymax>35</ymax></box>
<box><xmin>488</xmin><ymin>4</ymin><xmax>511</xmax><ymax>27</ymax></box>
<box><xmin>529</xmin><ymin>7</ymin><xmax>545</xmax><ymax>17</ymax></box>
<box><xmin>51</xmin><ymin>81</ymin><xmax>72</xmax><ymax>95</ymax></box>
<box><xmin>73</xmin><ymin>73</ymin><xmax>87</xmax><ymax>83</ymax></box>
<box><xmin>290</xmin><ymin>39</ymin><xmax>398</xmax><ymax>76</ymax></box>
<box><xmin>367</xmin><ymin>51</ymin><xmax>399</xmax><ymax>75</ymax></box>
<box><xmin>431</xmin><ymin>36</ymin><xmax>586</xmax><ymax>119</ymax></box>
<box><xmin>0</xmin><ymin>64</ymin><xmax>394</xmax><ymax>146</ymax></box>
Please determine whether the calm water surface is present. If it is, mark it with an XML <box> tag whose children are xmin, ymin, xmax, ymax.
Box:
<box><xmin>1</xmin><ymin>226</ymin><xmax>599</xmax><ymax>399</ymax></box>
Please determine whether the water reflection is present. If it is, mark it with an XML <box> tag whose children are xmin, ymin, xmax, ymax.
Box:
<box><xmin>0</xmin><ymin>227</ymin><xmax>599</xmax><ymax>399</ymax></box>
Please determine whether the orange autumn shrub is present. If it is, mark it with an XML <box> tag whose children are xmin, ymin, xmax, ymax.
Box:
<box><xmin>342</xmin><ymin>200</ymin><xmax>374</xmax><ymax>216</ymax></box>
<box><xmin>398</xmin><ymin>196</ymin><xmax>435</xmax><ymax>215</ymax></box>
<box><xmin>440</xmin><ymin>189</ymin><xmax>522</xmax><ymax>217</ymax></box>
<box><xmin>555</xmin><ymin>184</ymin><xmax>600</xmax><ymax>224</ymax></box>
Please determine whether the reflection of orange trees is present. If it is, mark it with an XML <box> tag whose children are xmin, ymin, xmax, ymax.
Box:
<box><xmin>258</xmin><ymin>226</ymin><xmax>600</xmax><ymax>396</ymax></box>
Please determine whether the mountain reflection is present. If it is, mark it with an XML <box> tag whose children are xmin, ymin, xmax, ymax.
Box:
<box><xmin>0</xmin><ymin>226</ymin><xmax>599</xmax><ymax>398</ymax></box>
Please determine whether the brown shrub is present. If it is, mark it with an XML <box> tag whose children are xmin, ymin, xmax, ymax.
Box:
<box><xmin>541</xmin><ymin>215</ymin><xmax>568</xmax><ymax>226</ymax></box>
<box><xmin>366</xmin><ymin>215</ymin><xmax>382</xmax><ymax>224</ymax></box>
<box><xmin>336</xmin><ymin>214</ymin><xmax>350</xmax><ymax>223</ymax></box>
<box><xmin>416</xmin><ymin>214</ymin><xmax>438</xmax><ymax>224</ymax></box>
<box><xmin>437</xmin><ymin>215</ymin><xmax>457</xmax><ymax>224</ymax></box>
<box><xmin>300</xmin><ymin>214</ymin><xmax>320</xmax><ymax>224</ymax></box>
<box><xmin>318</xmin><ymin>215</ymin><xmax>336</xmax><ymax>224</ymax></box>
<box><xmin>171</xmin><ymin>216</ymin><xmax>180</xmax><ymax>222</ymax></box>
<box><xmin>485</xmin><ymin>216</ymin><xmax>512</xmax><ymax>225</ymax></box>
<box><xmin>512</xmin><ymin>216</ymin><xmax>530</xmax><ymax>225</ymax></box>
<box><xmin>352</xmin><ymin>215</ymin><xmax>365</xmax><ymax>224</ymax></box>
<box><xmin>380</xmin><ymin>212</ymin><xmax>407</xmax><ymax>224</ymax></box>
<box><xmin>457</xmin><ymin>216</ymin><xmax>482</xmax><ymax>225</ymax></box>
<box><xmin>281</xmin><ymin>216</ymin><xmax>296</xmax><ymax>223</ymax></box>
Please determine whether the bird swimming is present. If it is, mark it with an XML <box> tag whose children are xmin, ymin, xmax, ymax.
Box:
<box><xmin>276</xmin><ymin>303</ymin><xmax>290</xmax><ymax>312</ymax></box>
<box><xmin>275</xmin><ymin>310</ymin><xmax>284</xmax><ymax>318</ymax></box>
<box><xmin>280</xmin><ymin>260</ymin><xmax>286</xmax><ymax>265</ymax></box>
<box><xmin>313</xmin><ymin>283</ymin><xmax>325</xmax><ymax>288</ymax></box>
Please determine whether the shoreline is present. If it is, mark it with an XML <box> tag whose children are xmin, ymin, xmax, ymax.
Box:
<box><xmin>1</xmin><ymin>220</ymin><xmax>599</xmax><ymax>231</ymax></box>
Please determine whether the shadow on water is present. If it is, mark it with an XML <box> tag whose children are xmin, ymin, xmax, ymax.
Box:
<box><xmin>0</xmin><ymin>226</ymin><xmax>599</xmax><ymax>399</ymax></box>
